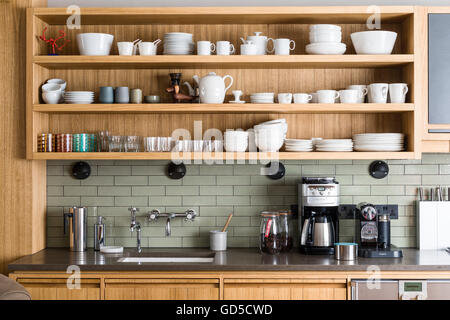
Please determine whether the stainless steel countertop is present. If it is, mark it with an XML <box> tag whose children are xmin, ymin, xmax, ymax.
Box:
<box><xmin>8</xmin><ymin>248</ymin><xmax>450</xmax><ymax>272</ymax></box>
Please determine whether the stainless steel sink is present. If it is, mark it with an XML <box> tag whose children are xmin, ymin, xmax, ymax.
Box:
<box><xmin>117</xmin><ymin>257</ymin><xmax>214</xmax><ymax>263</ymax></box>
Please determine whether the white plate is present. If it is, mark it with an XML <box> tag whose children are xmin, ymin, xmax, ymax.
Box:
<box><xmin>354</xmin><ymin>146</ymin><xmax>404</xmax><ymax>151</ymax></box>
<box><xmin>229</xmin><ymin>101</ymin><xmax>246</xmax><ymax>104</ymax></box>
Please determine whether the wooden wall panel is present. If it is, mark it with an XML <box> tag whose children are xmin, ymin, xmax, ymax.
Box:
<box><xmin>0</xmin><ymin>0</ymin><xmax>47</xmax><ymax>274</ymax></box>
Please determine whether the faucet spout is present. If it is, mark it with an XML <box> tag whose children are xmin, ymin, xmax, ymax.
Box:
<box><xmin>166</xmin><ymin>218</ymin><xmax>171</xmax><ymax>236</ymax></box>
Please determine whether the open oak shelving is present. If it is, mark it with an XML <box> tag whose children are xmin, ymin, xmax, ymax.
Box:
<box><xmin>27</xmin><ymin>6</ymin><xmax>425</xmax><ymax>161</ymax></box>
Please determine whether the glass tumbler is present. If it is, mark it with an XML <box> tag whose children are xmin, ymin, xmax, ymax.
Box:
<box><xmin>108</xmin><ymin>136</ymin><xmax>124</xmax><ymax>152</ymax></box>
<box><xmin>124</xmin><ymin>136</ymin><xmax>141</xmax><ymax>152</ymax></box>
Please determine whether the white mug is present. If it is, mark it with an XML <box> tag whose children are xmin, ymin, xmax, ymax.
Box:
<box><xmin>317</xmin><ymin>90</ymin><xmax>339</xmax><ymax>104</ymax></box>
<box><xmin>240</xmin><ymin>43</ymin><xmax>257</xmax><ymax>55</ymax></box>
<box><xmin>347</xmin><ymin>85</ymin><xmax>368</xmax><ymax>103</ymax></box>
<box><xmin>293</xmin><ymin>93</ymin><xmax>312</xmax><ymax>104</ymax></box>
<box><xmin>197</xmin><ymin>41</ymin><xmax>215</xmax><ymax>55</ymax></box>
<box><xmin>368</xmin><ymin>83</ymin><xmax>389</xmax><ymax>103</ymax></box>
<box><xmin>117</xmin><ymin>42</ymin><xmax>134</xmax><ymax>56</ymax></box>
<box><xmin>278</xmin><ymin>93</ymin><xmax>293</xmax><ymax>104</ymax></box>
<box><xmin>389</xmin><ymin>83</ymin><xmax>408</xmax><ymax>103</ymax></box>
<box><xmin>216</xmin><ymin>41</ymin><xmax>235</xmax><ymax>56</ymax></box>
<box><xmin>339</xmin><ymin>89</ymin><xmax>359</xmax><ymax>104</ymax></box>
<box><xmin>139</xmin><ymin>39</ymin><xmax>161</xmax><ymax>56</ymax></box>
<box><xmin>267</xmin><ymin>38</ymin><xmax>295</xmax><ymax>55</ymax></box>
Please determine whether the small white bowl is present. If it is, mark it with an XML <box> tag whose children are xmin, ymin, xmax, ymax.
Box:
<box><xmin>310</xmin><ymin>24</ymin><xmax>342</xmax><ymax>32</ymax></box>
<box><xmin>224</xmin><ymin>131</ymin><xmax>248</xmax><ymax>152</ymax></box>
<box><xmin>46</xmin><ymin>79</ymin><xmax>66</xmax><ymax>91</ymax></box>
<box><xmin>309</xmin><ymin>30</ymin><xmax>342</xmax><ymax>43</ymax></box>
<box><xmin>306</xmin><ymin>42</ymin><xmax>346</xmax><ymax>55</ymax></box>
<box><xmin>42</xmin><ymin>91</ymin><xmax>62</xmax><ymax>104</ymax></box>
<box><xmin>350</xmin><ymin>31</ymin><xmax>397</xmax><ymax>54</ymax></box>
<box><xmin>42</xmin><ymin>83</ymin><xmax>62</xmax><ymax>92</ymax></box>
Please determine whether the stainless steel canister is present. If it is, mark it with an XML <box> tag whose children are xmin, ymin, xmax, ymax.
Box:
<box><xmin>334</xmin><ymin>243</ymin><xmax>358</xmax><ymax>261</ymax></box>
<box><xmin>64</xmin><ymin>206</ymin><xmax>87</xmax><ymax>252</ymax></box>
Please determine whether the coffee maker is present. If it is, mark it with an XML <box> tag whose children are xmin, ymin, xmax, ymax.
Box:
<box><xmin>299</xmin><ymin>177</ymin><xmax>339</xmax><ymax>255</ymax></box>
<box><xmin>355</xmin><ymin>202</ymin><xmax>403</xmax><ymax>258</ymax></box>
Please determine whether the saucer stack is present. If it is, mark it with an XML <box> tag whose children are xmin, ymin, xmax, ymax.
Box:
<box><xmin>64</xmin><ymin>91</ymin><xmax>94</xmax><ymax>104</ymax></box>
<box><xmin>353</xmin><ymin>133</ymin><xmax>405</xmax><ymax>151</ymax></box>
<box><xmin>163</xmin><ymin>32</ymin><xmax>194</xmax><ymax>55</ymax></box>
<box><xmin>306</xmin><ymin>24</ymin><xmax>346</xmax><ymax>55</ymax></box>
<box><xmin>284</xmin><ymin>139</ymin><xmax>313</xmax><ymax>152</ymax></box>
<box><xmin>315</xmin><ymin>139</ymin><xmax>353</xmax><ymax>152</ymax></box>
<box><xmin>250</xmin><ymin>93</ymin><xmax>274</xmax><ymax>104</ymax></box>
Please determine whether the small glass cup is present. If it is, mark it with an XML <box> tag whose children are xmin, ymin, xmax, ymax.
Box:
<box><xmin>108</xmin><ymin>136</ymin><xmax>124</xmax><ymax>152</ymax></box>
<box><xmin>124</xmin><ymin>136</ymin><xmax>141</xmax><ymax>152</ymax></box>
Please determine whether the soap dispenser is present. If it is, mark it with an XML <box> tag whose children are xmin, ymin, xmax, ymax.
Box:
<box><xmin>94</xmin><ymin>216</ymin><xmax>106</xmax><ymax>251</ymax></box>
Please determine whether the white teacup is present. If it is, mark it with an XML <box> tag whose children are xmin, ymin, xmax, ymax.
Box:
<box><xmin>368</xmin><ymin>83</ymin><xmax>389</xmax><ymax>103</ymax></box>
<box><xmin>240</xmin><ymin>43</ymin><xmax>257</xmax><ymax>55</ymax></box>
<box><xmin>117</xmin><ymin>42</ymin><xmax>134</xmax><ymax>56</ymax></box>
<box><xmin>139</xmin><ymin>40</ymin><xmax>160</xmax><ymax>56</ymax></box>
<box><xmin>278</xmin><ymin>93</ymin><xmax>293</xmax><ymax>104</ymax></box>
<box><xmin>197</xmin><ymin>41</ymin><xmax>215</xmax><ymax>55</ymax></box>
<box><xmin>347</xmin><ymin>85</ymin><xmax>368</xmax><ymax>103</ymax></box>
<box><xmin>389</xmin><ymin>83</ymin><xmax>408</xmax><ymax>103</ymax></box>
<box><xmin>293</xmin><ymin>93</ymin><xmax>312</xmax><ymax>104</ymax></box>
<box><xmin>317</xmin><ymin>90</ymin><xmax>339</xmax><ymax>104</ymax></box>
<box><xmin>267</xmin><ymin>38</ymin><xmax>295</xmax><ymax>55</ymax></box>
<box><xmin>217</xmin><ymin>41</ymin><xmax>235</xmax><ymax>56</ymax></box>
<box><xmin>339</xmin><ymin>89</ymin><xmax>359</xmax><ymax>104</ymax></box>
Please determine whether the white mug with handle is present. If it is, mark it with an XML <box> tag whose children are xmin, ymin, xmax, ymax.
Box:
<box><xmin>389</xmin><ymin>83</ymin><xmax>408</xmax><ymax>103</ymax></box>
<box><xmin>317</xmin><ymin>90</ymin><xmax>340</xmax><ymax>104</ymax></box>
<box><xmin>267</xmin><ymin>38</ymin><xmax>295</xmax><ymax>55</ymax></box>
<box><xmin>368</xmin><ymin>83</ymin><xmax>389</xmax><ymax>103</ymax></box>
<box><xmin>216</xmin><ymin>41</ymin><xmax>235</xmax><ymax>55</ymax></box>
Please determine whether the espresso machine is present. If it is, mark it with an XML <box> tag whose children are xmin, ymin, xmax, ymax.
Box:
<box><xmin>355</xmin><ymin>202</ymin><xmax>403</xmax><ymax>258</ymax></box>
<box><xmin>299</xmin><ymin>177</ymin><xmax>339</xmax><ymax>255</ymax></box>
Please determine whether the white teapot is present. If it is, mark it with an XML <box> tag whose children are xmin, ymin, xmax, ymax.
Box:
<box><xmin>198</xmin><ymin>72</ymin><xmax>233</xmax><ymax>104</ymax></box>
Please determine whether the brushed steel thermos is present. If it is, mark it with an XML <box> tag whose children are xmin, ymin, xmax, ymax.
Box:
<box><xmin>378</xmin><ymin>214</ymin><xmax>391</xmax><ymax>249</ymax></box>
<box><xmin>64</xmin><ymin>206</ymin><xmax>87</xmax><ymax>252</ymax></box>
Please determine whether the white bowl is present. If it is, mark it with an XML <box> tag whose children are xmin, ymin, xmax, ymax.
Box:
<box><xmin>224</xmin><ymin>131</ymin><xmax>248</xmax><ymax>152</ymax></box>
<box><xmin>77</xmin><ymin>33</ymin><xmax>114</xmax><ymax>56</ymax></box>
<box><xmin>350</xmin><ymin>31</ymin><xmax>397</xmax><ymax>54</ymax></box>
<box><xmin>42</xmin><ymin>83</ymin><xmax>62</xmax><ymax>92</ymax></box>
<box><xmin>306</xmin><ymin>42</ymin><xmax>346</xmax><ymax>55</ymax></box>
<box><xmin>255</xmin><ymin>129</ymin><xmax>284</xmax><ymax>152</ymax></box>
<box><xmin>46</xmin><ymin>79</ymin><xmax>66</xmax><ymax>91</ymax></box>
<box><xmin>310</xmin><ymin>24</ymin><xmax>342</xmax><ymax>32</ymax></box>
<box><xmin>309</xmin><ymin>30</ymin><xmax>342</xmax><ymax>43</ymax></box>
<box><xmin>42</xmin><ymin>91</ymin><xmax>62</xmax><ymax>104</ymax></box>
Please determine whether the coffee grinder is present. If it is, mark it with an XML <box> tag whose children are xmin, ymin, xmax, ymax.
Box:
<box><xmin>355</xmin><ymin>202</ymin><xmax>403</xmax><ymax>258</ymax></box>
<box><xmin>299</xmin><ymin>177</ymin><xmax>340</xmax><ymax>255</ymax></box>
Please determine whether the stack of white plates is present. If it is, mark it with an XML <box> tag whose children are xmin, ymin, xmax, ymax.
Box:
<box><xmin>316</xmin><ymin>139</ymin><xmax>353</xmax><ymax>152</ymax></box>
<box><xmin>284</xmin><ymin>139</ymin><xmax>313</xmax><ymax>152</ymax></box>
<box><xmin>64</xmin><ymin>91</ymin><xmax>94</xmax><ymax>104</ymax></box>
<box><xmin>163</xmin><ymin>32</ymin><xmax>194</xmax><ymax>55</ymax></box>
<box><xmin>306</xmin><ymin>24</ymin><xmax>346</xmax><ymax>55</ymax></box>
<box><xmin>353</xmin><ymin>133</ymin><xmax>405</xmax><ymax>151</ymax></box>
<box><xmin>250</xmin><ymin>93</ymin><xmax>274</xmax><ymax>104</ymax></box>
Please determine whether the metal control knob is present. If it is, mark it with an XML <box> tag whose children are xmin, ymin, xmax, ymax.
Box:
<box><xmin>148</xmin><ymin>209</ymin><xmax>160</xmax><ymax>221</ymax></box>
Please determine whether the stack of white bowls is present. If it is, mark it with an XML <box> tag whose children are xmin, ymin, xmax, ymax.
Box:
<box><xmin>254</xmin><ymin>119</ymin><xmax>287</xmax><ymax>152</ymax></box>
<box><xmin>224</xmin><ymin>131</ymin><xmax>248</xmax><ymax>152</ymax></box>
<box><xmin>315</xmin><ymin>139</ymin><xmax>353</xmax><ymax>152</ymax></box>
<box><xmin>42</xmin><ymin>79</ymin><xmax>66</xmax><ymax>104</ymax></box>
<box><xmin>353</xmin><ymin>133</ymin><xmax>404</xmax><ymax>151</ymax></box>
<box><xmin>284</xmin><ymin>139</ymin><xmax>313</xmax><ymax>152</ymax></box>
<box><xmin>163</xmin><ymin>32</ymin><xmax>194</xmax><ymax>55</ymax></box>
<box><xmin>250</xmin><ymin>93</ymin><xmax>275</xmax><ymax>104</ymax></box>
<box><xmin>306</xmin><ymin>24</ymin><xmax>346</xmax><ymax>55</ymax></box>
<box><xmin>64</xmin><ymin>91</ymin><xmax>94</xmax><ymax>104</ymax></box>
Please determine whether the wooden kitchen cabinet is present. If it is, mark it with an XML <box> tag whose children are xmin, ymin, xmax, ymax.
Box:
<box><xmin>16</xmin><ymin>278</ymin><xmax>101</xmax><ymax>300</ymax></box>
<box><xmin>223</xmin><ymin>279</ymin><xmax>347</xmax><ymax>300</ymax></box>
<box><xmin>104</xmin><ymin>279</ymin><xmax>220</xmax><ymax>300</ymax></box>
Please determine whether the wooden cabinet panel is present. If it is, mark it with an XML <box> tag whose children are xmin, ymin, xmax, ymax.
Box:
<box><xmin>105</xmin><ymin>279</ymin><xmax>220</xmax><ymax>300</ymax></box>
<box><xmin>224</xmin><ymin>281</ymin><xmax>347</xmax><ymax>300</ymax></box>
<box><xmin>17</xmin><ymin>279</ymin><xmax>100</xmax><ymax>300</ymax></box>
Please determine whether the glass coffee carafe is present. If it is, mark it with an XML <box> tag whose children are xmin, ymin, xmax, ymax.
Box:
<box><xmin>279</xmin><ymin>210</ymin><xmax>293</xmax><ymax>252</ymax></box>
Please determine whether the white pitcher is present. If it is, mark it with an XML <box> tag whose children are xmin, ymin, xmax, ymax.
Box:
<box><xmin>198</xmin><ymin>72</ymin><xmax>233</xmax><ymax>104</ymax></box>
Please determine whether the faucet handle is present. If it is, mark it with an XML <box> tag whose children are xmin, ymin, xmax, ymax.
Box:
<box><xmin>185</xmin><ymin>209</ymin><xmax>197</xmax><ymax>222</ymax></box>
<box><xmin>148</xmin><ymin>209</ymin><xmax>160</xmax><ymax>222</ymax></box>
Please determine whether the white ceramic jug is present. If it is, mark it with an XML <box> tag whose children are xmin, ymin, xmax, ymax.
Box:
<box><xmin>198</xmin><ymin>72</ymin><xmax>233</xmax><ymax>104</ymax></box>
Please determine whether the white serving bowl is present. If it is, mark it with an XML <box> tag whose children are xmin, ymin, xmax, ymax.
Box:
<box><xmin>310</xmin><ymin>24</ymin><xmax>342</xmax><ymax>32</ymax></box>
<box><xmin>309</xmin><ymin>30</ymin><xmax>342</xmax><ymax>43</ymax></box>
<box><xmin>224</xmin><ymin>131</ymin><xmax>248</xmax><ymax>152</ymax></box>
<box><xmin>306</xmin><ymin>42</ymin><xmax>346</xmax><ymax>55</ymax></box>
<box><xmin>42</xmin><ymin>91</ymin><xmax>62</xmax><ymax>104</ymax></box>
<box><xmin>350</xmin><ymin>31</ymin><xmax>397</xmax><ymax>54</ymax></box>
<box><xmin>77</xmin><ymin>33</ymin><xmax>114</xmax><ymax>56</ymax></box>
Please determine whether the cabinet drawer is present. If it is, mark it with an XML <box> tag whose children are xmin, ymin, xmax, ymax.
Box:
<box><xmin>17</xmin><ymin>278</ymin><xmax>100</xmax><ymax>300</ymax></box>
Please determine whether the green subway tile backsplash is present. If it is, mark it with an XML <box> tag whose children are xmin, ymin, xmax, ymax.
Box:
<box><xmin>47</xmin><ymin>153</ymin><xmax>450</xmax><ymax>249</ymax></box>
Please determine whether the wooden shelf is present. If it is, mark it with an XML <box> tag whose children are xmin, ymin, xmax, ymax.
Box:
<box><xmin>32</xmin><ymin>7</ymin><xmax>414</xmax><ymax>25</ymax></box>
<box><xmin>31</xmin><ymin>152</ymin><xmax>416</xmax><ymax>160</ymax></box>
<box><xmin>33</xmin><ymin>55</ymin><xmax>414</xmax><ymax>69</ymax></box>
<box><xmin>33</xmin><ymin>103</ymin><xmax>415</xmax><ymax>114</ymax></box>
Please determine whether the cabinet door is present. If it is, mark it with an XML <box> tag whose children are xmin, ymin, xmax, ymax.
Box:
<box><xmin>16</xmin><ymin>278</ymin><xmax>100</xmax><ymax>300</ymax></box>
<box><xmin>223</xmin><ymin>279</ymin><xmax>347</xmax><ymax>300</ymax></box>
<box><xmin>105</xmin><ymin>279</ymin><xmax>219</xmax><ymax>300</ymax></box>
<box><xmin>429</xmin><ymin>14</ymin><xmax>450</xmax><ymax>126</ymax></box>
